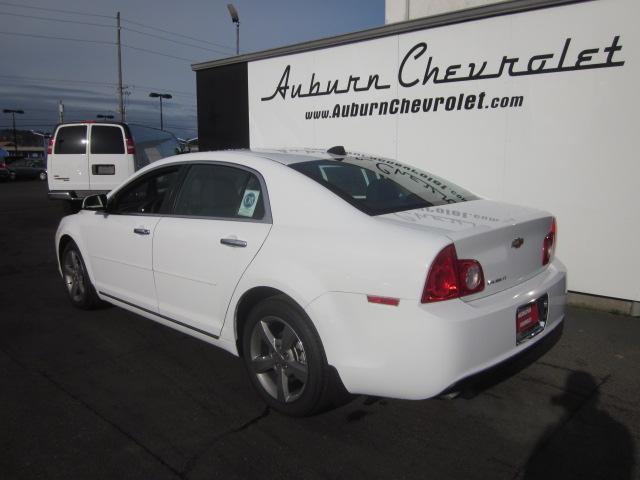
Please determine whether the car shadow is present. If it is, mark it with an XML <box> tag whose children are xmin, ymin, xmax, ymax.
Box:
<box><xmin>522</xmin><ymin>371</ymin><xmax>635</xmax><ymax>480</ymax></box>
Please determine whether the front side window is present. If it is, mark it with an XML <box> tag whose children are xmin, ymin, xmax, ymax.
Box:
<box><xmin>289</xmin><ymin>154</ymin><xmax>478</xmax><ymax>216</ymax></box>
<box><xmin>173</xmin><ymin>164</ymin><xmax>265</xmax><ymax>220</ymax></box>
<box><xmin>91</xmin><ymin>126</ymin><xmax>125</xmax><ymax>154</ymax></box>
<box><xmin>54</xmin><ymin>126</ymin><xmax>87</xmax><ymax>155</ymax></box>
<box><xmin>110</xmin><ymin>167</ymin><xmax>181</xmax><ymax>215</ymax></box>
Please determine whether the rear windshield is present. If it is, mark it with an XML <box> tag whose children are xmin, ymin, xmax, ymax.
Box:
<box><xmin>54</xmin><ymin>126</ymin><xmax>87</xmax><ymax>155</ymax></box>
<box><xmin>289</xmin><ymin>154</ymin><xmax>478</xmax><ymax>216</ymax></box>
<box><xmin>91</xmin><ymin>126</ymin><xmax>125</xmax><ymax>154</ymax></box>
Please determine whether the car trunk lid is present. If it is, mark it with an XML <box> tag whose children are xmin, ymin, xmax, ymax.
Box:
<box><xmin>378</xmin><ymin>200</ymin><xmax>554</xmax><ymax>299</ymax></box>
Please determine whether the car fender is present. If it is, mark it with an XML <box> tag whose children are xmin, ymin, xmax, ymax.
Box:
<box><xmin>219</xmin><ymin>262</ymin><xmax>327</xmax><ymax>349</ymax></box>
<box><xmin>218</xmin><ymin>220</ymin><xmax>447</xmax><ymax>354</ymax></box>
<box><xmin>55</xmin><ymin>213</ymin><xmax>98</xmax><ymax>286</ymax></box>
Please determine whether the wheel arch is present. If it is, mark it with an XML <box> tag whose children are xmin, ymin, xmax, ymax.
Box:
<box><xmin>233</xmin><ymin>286</ymin><xmax>296</xmax><ymax>357</ymax></box>
<box><xmin>56</xmin><ymin>230</ymin><xmax>97</xmax><ymax>286</ymax></box>
<box><xmin>58</xmin><ymin>234</ymin><xmax>74</xmax><ymax>265</ymax></box>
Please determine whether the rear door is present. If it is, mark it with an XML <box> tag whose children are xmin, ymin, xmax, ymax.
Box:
<box><xmin>50</xmin><ymin>125</ymin><xmax>88</xmax><ymax>191</ymax></box>
<box><xmin>88</xmin><ymin>124</ymin><xmax>132</xmax><ymax>191</ymax></box>
<box><xmin>153</xmin><ymin>163</ymin><xmax>272</xmax><ymax>336</ymax></box>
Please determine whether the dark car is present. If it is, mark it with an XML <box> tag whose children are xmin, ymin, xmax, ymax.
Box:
<box><xmin>0</xmin><ymin>159</ymin><xmax>11</xmax><ymax>181</ymax></box>
<box><xmin>8</xmin><ymin>158</ymin><xmax>47</xmax><ymax>181</ymax></box>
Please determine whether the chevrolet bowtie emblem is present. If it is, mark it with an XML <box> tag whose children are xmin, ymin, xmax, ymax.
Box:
<box><xmin>511</xmin><ymin>237</ymin><xmax>524</xmax><ymax>249</ymax></box>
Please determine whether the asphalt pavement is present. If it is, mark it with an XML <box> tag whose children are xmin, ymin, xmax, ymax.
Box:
<box><xmin>1</xmin><ymin>180</ymin><xmax>638</xmax><ymax>480</ymax></box>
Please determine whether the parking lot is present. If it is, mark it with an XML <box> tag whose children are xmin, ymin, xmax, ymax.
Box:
<box><xmin>1</xmin><ymin>180</ymin><xmax>638</xmax><ymax>480</ymax></box>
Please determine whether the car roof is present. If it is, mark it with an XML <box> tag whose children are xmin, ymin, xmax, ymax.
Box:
<box><xmin>146</xmin><ymin>147</ymin><xmax>349</xmax><ymax>169</ymax></box>
<box><xmin>252</xmin><ymin>148</ymin><xmax>344</xmax><ymax>165</ymax></box>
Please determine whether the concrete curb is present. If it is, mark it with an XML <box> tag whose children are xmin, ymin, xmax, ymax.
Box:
<box><xmin>568</xmin><ymin>291</ymin><xmax>640</xmax><ymax>317</ymax></box>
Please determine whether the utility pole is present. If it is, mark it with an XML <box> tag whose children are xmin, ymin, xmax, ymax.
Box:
<box><xmin>58</xmin><ymin>100</ymin><xmax>64</xmax><ymax>123</ymax></box>
<box><xmin>116</xmin><ymin>12</ymin><xmax>125</xmax><ymax>122</ymax></box>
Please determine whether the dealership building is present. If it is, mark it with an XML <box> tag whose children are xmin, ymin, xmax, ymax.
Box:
<box><xmin>192</xmin><ymin>0</ymin><xmax>639</xmax><ymax>315</ymax></box>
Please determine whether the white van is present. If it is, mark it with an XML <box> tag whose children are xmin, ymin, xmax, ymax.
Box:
<box><xmin>47</xmin><ymin>121</ymin><xmax>181</xmax><ymax>207</ymax></box>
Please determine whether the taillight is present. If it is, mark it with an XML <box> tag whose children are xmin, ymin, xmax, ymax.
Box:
<box><xmin>126</xmin><ymin>138</ymin><xmax>135</xmax><ymax>154</ymax></box>
<box><xmin>47</xmin><ymin>138</ymin><xmax>54</xmax><ymax>154</ymax></box>
<box><xmin>542</xmin><ymin>217</ymin><xmax>557</xmax><ymax>266</ymax></box>
<box><xmin>457</xmin><ymin>260</ymin><xmax>484</xmax><ymax>295</ymax></box>
<box><xmin>421</xmin><ymin>244</ymin><xmax>484</xmax><ymax>303</ymax></box>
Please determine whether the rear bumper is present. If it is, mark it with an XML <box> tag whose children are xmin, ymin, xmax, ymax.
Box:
<box><xmin>438</xmin><ymin>317</ymin><xmax>563</xmax><ymax>397</ymax></box>
<box><xmin>306</xmin><ymin>259</ymin><xmax>566</xmax><ymax>400</ymax></box>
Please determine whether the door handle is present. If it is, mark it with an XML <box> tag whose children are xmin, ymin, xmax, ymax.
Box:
<box><xmin>220</xmin><ymin>238</ymin><xmax>247</xmax><ymax>248</ymax></box>
<box><xmin>133</xmin><ymin>228</ymin><xmax>150</xmax><ymax>235</ymax></box>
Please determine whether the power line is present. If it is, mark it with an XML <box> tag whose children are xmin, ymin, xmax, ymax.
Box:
<box><xmin>0</xmin><ymin>74</ymin><xmax>117</xmax><ymax>88</ymax></box>
<box><xmin>0</xmin><ymin>1</ymin><xmax>233</xmax><ymax>51</ymax></box>
<box><xmin>0</xmin><ymin>74</ymin><xmax>197</xmax><ymax>98</ymax></box>
<box><xmin>122</xmin><ymin>18</ymin><xmax>234</xmax><ymax>51</ymax></box>
<box><xmin>0</xmin><ymin>1</ymin><xmax>113</xmax><ymax>19</ymax></box>
<box><xmin>0</xmin><ymin>12</ymin><xmax>228</xmax><ymax>55</ymax></box>
<box><xmin>0</xmin><ymin>31</ymin><xmax>197</xmax><ymax>62</ymax></box>
<box><xmin>122</xmin><ymin>44</ymin><xmax>196</xmax><ymax>62</ymax></box>
<box><xmin>0</xmin><ymin>30</ymin><xmax>114</xmax><ymax>46</ymax></box>
<box><xmin>0</xmin><ymin>11</ymin><xmax>114</xmax><ymax>28</ymax></box>
<box><xmin>122</xmin><ymin>27</ymin><xmax>229</xmax><ymax>54</ymax></box>
<box><xmin>0</xmin><ymin>123</ymin><xmax>57</xmax><ymax>127</ymax></box>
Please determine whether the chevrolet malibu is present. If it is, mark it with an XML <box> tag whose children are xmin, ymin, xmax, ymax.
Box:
<box><xmin>55</xmin><ymin>148</ymin><xmax>566</xmax><ymax>416</ymax></box>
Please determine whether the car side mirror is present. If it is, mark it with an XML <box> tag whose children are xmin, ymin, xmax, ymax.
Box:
<box><xmin>82</xmin><ymin>194</ymin><xmax>108</xmax><ymax>211</ymax></box>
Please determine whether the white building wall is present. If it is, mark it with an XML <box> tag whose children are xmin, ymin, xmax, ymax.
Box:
<box><xmin>248</xmin><ymin>0</ymin><xmax>640</xmax><ymax>302</ymax></box>
<box><xmin>386</xmin><ymin>0</ymin><xmax>506</xmax><ymax>23</ymax></box>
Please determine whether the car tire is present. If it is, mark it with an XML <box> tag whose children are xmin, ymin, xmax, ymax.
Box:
<box><xmin>38</xmin><ymin>171</ymin><xmax>47</xmax><ymax>181</ymax></box>
<box><xmin>242</xmin><ymin>295</ymin><xmax>346</xmax><ymax>416</ymax></box>
<box><xmin>61</xmin><ymin>241</ymin><xmax>104</xmax><ymax>310</ymax></box>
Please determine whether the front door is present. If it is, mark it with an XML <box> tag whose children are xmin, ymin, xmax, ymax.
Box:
<box><xmin>153</xmin><ymin>163</ymin><xmax>272</xmax><ymax>336</ymax></box>
<box><xmin>81</xmin><ymin>165</ymin><xmax>183</xmax><ymax>312</ymax></box>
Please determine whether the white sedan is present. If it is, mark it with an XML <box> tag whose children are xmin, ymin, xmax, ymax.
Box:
<box><xmin>55</xmin><ymin>148</ymin><xmax>566</xmax><ymax>416</ymax></box>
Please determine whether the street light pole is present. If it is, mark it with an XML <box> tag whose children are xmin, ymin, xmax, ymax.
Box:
<box><xmin>149</xmin><ymin>93</ymin><xmax>172</xmax><ymax>130</ymax></box>
<box><xmin>3</xmin><ymin>109</ymin><xmax>24</xmax><ymax>157</ymax></box>
<box><xmin>227</xmin><ymin>4</ymin><xmax>240</xmax><ymax>55</ymax></box>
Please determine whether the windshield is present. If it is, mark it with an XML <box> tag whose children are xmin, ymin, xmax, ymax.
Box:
<box><xmin>289</xmin><ymin>154</ymin><xmax>478</xmax><ymax>216</ymax></box>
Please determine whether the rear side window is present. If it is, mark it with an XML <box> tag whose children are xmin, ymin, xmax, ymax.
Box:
<box><xmin>54</xmin><ymin>126</ymin><xmax>87</xmax><ymax>154</ymax></box>
<box><xmin>173</xmin><ymin>164</ymin><xmax>265</xmax><ymax>220</ymax></box>
<box><xmin>91</xmin><ymin>126</ymin><xmax>125</xmax><ymax>154</ymax></box>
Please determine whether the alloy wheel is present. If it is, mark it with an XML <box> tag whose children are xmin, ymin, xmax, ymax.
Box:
<box><xmin>63</xmin><ymin>249</ymin><xmax>86</xmax><ymax>303</ymax></box>
<box><xmin>249</xmin><ymin>316</ymin><xmax>308</xmax><ymax>403</ymax></box>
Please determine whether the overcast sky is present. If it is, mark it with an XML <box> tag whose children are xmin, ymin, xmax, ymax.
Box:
<box><xmin>0</xmin><ymin>0</ymin><xmax>383</xmax><ymax>139</ymax></box>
